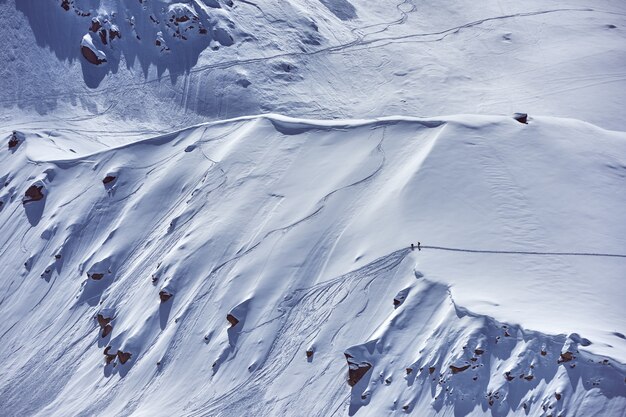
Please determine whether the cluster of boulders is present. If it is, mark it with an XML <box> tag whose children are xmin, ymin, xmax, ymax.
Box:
<box><xmin>104</xmin><ymin>346</ymin><xmax>132</xmax><ymax>365</ymax></box>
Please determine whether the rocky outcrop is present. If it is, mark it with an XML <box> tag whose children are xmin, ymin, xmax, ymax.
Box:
<box><xmin>226</xmin><ymin>313</ymin><xmax>239</xmax><ymax>327</ymax></box>
<box><xmin>102</xmin><ymin>175</ymin><xmax>116</xmax><ymax>185</ymax></box>
<box><xmin>96</xmin><ymin>313</ymin><xmax>113</xmax><ymax>338</ymax></box>
<box><xmin>23</xmin><ymin>184</ymin><xmax>45</xmax><ymax>204</ymax></box>
<box><xmin>117</xmin><ymin>350</ymin><xmax>132</xmax><ymax>364</ymax></box>
<box><xmin>449</xmin><ymin>364</ymin><xmax>470</xmax><ymax>374</ymax></box>
<box><xmin>558</xmin><ymin>351</ymin><xmax>575</xmax><ymax>363</ymax></box>
<box><xmin>513</xmin><ymin>113</ymin><xmax>528</xmax><ymax>124</ymax></box>
<box><xmin>8</xmin><ymin>131</ymin><xmax>23</xmax><ymax>150</ymax></box>
<box><xmin>88</xmin><ymin>272</ymin><xmax>104</xmax><ymax>280</ymax></box>
<box><xmin>159</xmin><ymin>290</ymin><xmax>173</xmax><ymax>302</ymax></box>
<box><xmin>393</xmin><ymin>288</ymin><xmax>409</xmax><ymax>308</ymax></box>
<box><xmin>345</xmin><ymin>353</ymin><xmax>372</xmax><ymax>387</ymax></box>
<box><xmin>81</xmin><ymin>35</ymin><xmax>107</xmax><ymax>65</ymax></box>
<box><xmin>103</xmin><ymin>346</ymin><xmax>116</xmax><ymax>364</ymax></box>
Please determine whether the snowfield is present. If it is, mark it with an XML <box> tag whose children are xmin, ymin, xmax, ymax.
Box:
<box><xmin>1</xmin><ymin>0</ymin><xmax>625</xmax><ymax>416</ymax></box>
<box><xmin>1</xmin><ymin>115</ymin><xmax>625</xmax><ymax>416</ymax></box>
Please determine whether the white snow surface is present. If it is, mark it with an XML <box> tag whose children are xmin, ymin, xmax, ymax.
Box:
<box><xmin>1</xmin><ymin>0</ymin><xmax>626</xmax><ymax>416</ymax></box>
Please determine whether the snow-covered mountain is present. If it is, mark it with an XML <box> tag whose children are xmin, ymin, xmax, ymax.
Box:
<box><xmin>0</xmin><ymin>1</ymin><xmax>625</xmax><ymax>416</ymax></box>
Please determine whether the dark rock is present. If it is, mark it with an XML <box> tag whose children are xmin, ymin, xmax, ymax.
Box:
<box><xmin>90</xmin><ymin>18</ymin><xmax>102</xmax><ymax>33</ymax></box>
<box><xmin>345</xmin><ymin>353</ymin><xmax>372</xmax><ymax>387</ymax></box>
<box><xmin>306</xmin><ymin>349</ymin><xmax>314</xmax><ymax>359</ymax></box>
<box><xmin>104</xmin><ymin>346</ymin><xmax>116</xmax><ymax>364</ymax></box>
<box><xmin>555</xmin><ymin>392</ymin><xmax>562</xmax><ymax>401</ymax></box>
<box><xmin>23</xmin><ymin>185</ymin><xmax>45</xmax><ymax>204</ymax></box>
<box><xmin>8</xmin><ymin>131</ymin><xmax>22</xmax><ymax>149</ymax></box>
<box><xmin>406</xmin><ymin>367</ymin><xmax>413</xmax><ymax>375</ymax></box>
<box><xmin>117</xmin><ymin>350</ymin><xmax>132</xmax><ymax>364</ymax></box>
<box><xmin>474</xmin><ymin>348</ymin><xmax>484</xmax><ymax>355</ymax></box>
<box><xmin>96</xmin><ymin>313</ymin><xmax>112</xmax><ymax>328</ymax></box>
<box><xmin>159</xmin><ymin>290</ymin><xmax>173</xmax><ymax>302</ymax></box>
<box><xmin>102</xmin><ymin>175</ymin><xmax>116</xmax><ymax>185</ymax></box>
<box><xmin>505</xmin><ymin>371</ymin><xmax>514</xmax><ymax>381</ymax></box>
<box><xmin>61</xmin><ymin>0</ymin><xmax>71</xmax><ymax>11</ymax></box>
<box><xmin>558</xmin><ymin>351</ymin><xmax>574</xmax><ymax>363</ymax></box>
<box><xmin>81</xmin><ymin>45</ymin><xmax>106</xmax><ymax>65</ymax></box>
<box><xmin>226</xmin><ymin>313</ymin><xmax>239</xmax><ymax>327</ymax></box>
<box><xmin>428</xmin><ymin>366</ymin><xmax>436</xmax><ymax>374</ymax></box>
<box><xmin>393</xmin><ymin>289</ymin><xmax>409</xmax><ymax>308</ymax></box>
<box><xmin>513</xmin><ymin>113</ymin><xmax>528</xmax><ymax>124</ymax></box>
<box><xmin>99</xmin><ymin>29</ymin><xmax>108</xmax><ymax>45</ymax></box>
<box><xmin>102</xmin><ymin>324</ymin><xmax>113</xmax><ymax>338</ymax></box>
<box><xmin>89</xmin><ymin>272</ymin><xmax>104</xmax><ymax>280</ymax></box>
<box><xmin>450</xmin><ymin>364</ymin><xmax>470</xmax><ymax>374</ymax></box>
<box><xmin>523</xmin><ymin>374</ymin><xmax>534</xmax><ymax>381</ymax></box>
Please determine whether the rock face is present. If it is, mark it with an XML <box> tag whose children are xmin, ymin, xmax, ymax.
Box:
<box><xmin>159</xmin><ymin>290</ymin><xmax>173</xmax><ymax>302</ymax></box>
<box><xmin>23</xmin><ymin>185</ymin><xmax>45</xmax><ymax>204</ymax></box>
<box><xmin>345</xmin><ymin>353</ymin><xmax>372</xmax><ymax>387</ymax></box>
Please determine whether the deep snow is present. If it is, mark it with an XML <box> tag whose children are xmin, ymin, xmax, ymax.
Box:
<box><xmin>0</xmin><ymin>0</ymin><xmax>625</xmax><ymax>416</ymax></box>
<box><xmin>1</xmin><ymin>115</ymin><xmax>625</xmax><ymax>416</ymax></box>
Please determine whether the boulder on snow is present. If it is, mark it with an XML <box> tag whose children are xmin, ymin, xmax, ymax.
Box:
<box><xmin>8</xmin><ymin>131</ymin><xmax>24</xmax><ymax>150</ymax></box>
<box><xmin>226</xmin><ymin>313</ymin><xmax>239</xmax><ymax>327</ymax></box>
<box><xmin>104</xmin><ymin>346</ymin><xmax>116</xmax><ymax>364</ymax></box>
<box><xmin>117</xmin><ymin>350</ymin><xmax>132</xmax><ymax>364</ymax></box>
<box><xmin>450</xmin><ymin>364</ymin><xmax>470</xmax><ymax>374</ymax></box>
<box><xmin>23</xmin><ymin>184</ymin><xmax>45</xmax><ymax>205</ymax></box>
<box><xmin>159</xmin><ymin>290</ymin><xmax>173</xmax><ymax>303</ymax></box>
<box><xmin>102</xmin><ymin>175</ymin><xmax>117</xmax><ymax>185</ymax></box>
<box><xmin>513</xmin><ymin>113</ymin><xmax>528</xmax><ymax>124</ymax></box>
<box><xmin>393</xmin><ymin>288</ymin><xmax>409</xmax><ymax>308</ymax></box>
<box><xmin>81</xmin><ymin>34</ymin><xmax>107</xmax><ymax>65</ymax></box>
<box><xmin>344</xmin><ymin>353</ymin><xmax>372</xmax><ymax>387</ymax></box>
<box><xmin>96</xmin><ymin>313</ymin><xmax>113</xmax><ymax>337</ymax></box>
<box><xmin>558</xmin><ymin>351</ymin><xmax>575</xmax><ymax>363</ymax></box>
<box><xmin>88</xmin><ymin>272</ymin><xmax>105</xmax><ymax>280</ymax></box>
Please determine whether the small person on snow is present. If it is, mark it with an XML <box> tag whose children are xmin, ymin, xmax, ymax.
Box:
<box><xmin>411</xmin><ymin>242</ymin><xmax>422</xmax><ymax>251</ymax></box>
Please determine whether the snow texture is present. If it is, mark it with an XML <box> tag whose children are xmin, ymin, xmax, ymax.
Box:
<box><xmin>0</xmin><ymin>0</ymin><xmax>625</xmax><ymax>416</ymax></box>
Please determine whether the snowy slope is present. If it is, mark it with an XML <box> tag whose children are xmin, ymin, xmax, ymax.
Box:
<box><xmin>1</xmin><ymin>115</ymin><xmax>625</xmax><ymax>416</ymax></box>
<box><xmin>1</xmin><ymin>0</ymin><xmax>626</xmax><ymax>416</ymax></box>
<box><xmin>1</xmin><ymin>0</ymin><xmax>626</xmax><ymax>136</ymax></box>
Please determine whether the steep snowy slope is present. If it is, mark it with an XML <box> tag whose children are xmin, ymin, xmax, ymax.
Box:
<box><xmin>1</xmin><ymin>0</ymin><xmax>626</xmax><ymax>416</ymax></box>
<box><xmin>1</xmin><ymin>115</ymin><xmax>625</xmax><ymax>416</ymax></box>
